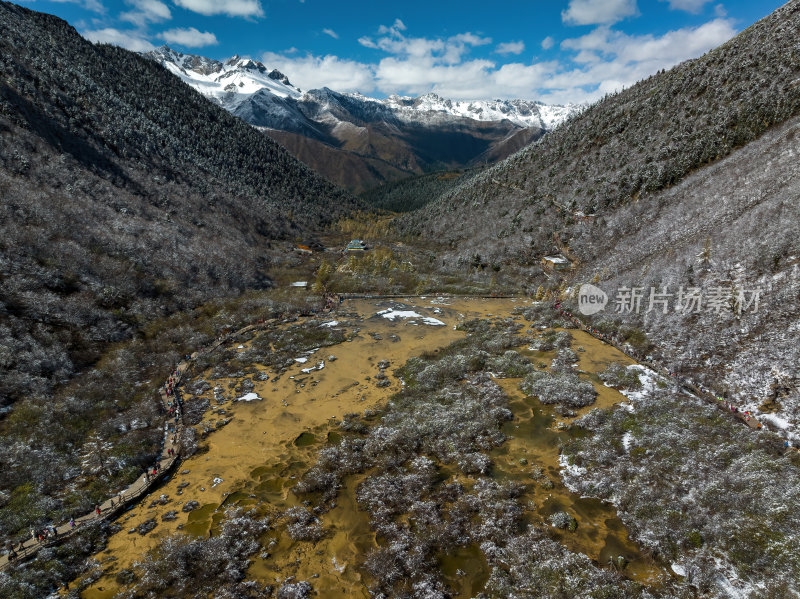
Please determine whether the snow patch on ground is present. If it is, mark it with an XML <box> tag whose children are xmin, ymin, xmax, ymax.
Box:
<box><xmin>619</xmin><ymin>365</ymin><xmax>663</xmax><ymax>404</ymax></box>
<box><xmin>320</xmin><ymin>320</ymin><xmax>340</xmax><ymax>328</ymax></box>
<box><xmin>558</xmin><ymin>453</ymin><xmax>587</xmax><ymax>480</ymax></box>
<box><xmin>294</xmin><ymin>357</ymin><xmax>308</xmax><ymax>364</ymax></box>
<box><xmin>760</xmin><ymin>413</ymin><xmax>790</xmax><ymax>430</ymax></box>
<box><xmin>759</xmin><ymin>413</ymin><xmax>798</xmax><ymax>443</ymax></box>
<box><xmin>377</xmin><ymin>309</ymin><xmax>445</xmax><ymax>325</ymax></box>
<box><xmin>301</xmin><ymin>361</ymin><xmax>325</xmax><ymax>374</ymax></box>
<box><xmin>671</xmin><ymin>563</ymin><xmax>686</xmax><ymax>576</ymax></box>
<box><xmin>711</xmin><ymin>557</ymin><xmax>751</xmax><ymax>599</ymax></box>
<box><xmin>236</xmin><ymin>392</ymin><xmax>261</xmax><ymax>402</ymax></box>
<box><xmin>421</xmin><ymin>316</ymin><xmax>446</xmax><ymax>326</ymax></box>
<box><xmin>622</xmin><ymin>431</ymin><xmax>633</xmax><ymax>451</ymax></box>
<box><xmin>428</xmin><ymin>296</ymin><xmax>451</xmax><ymax>305</ymax></box>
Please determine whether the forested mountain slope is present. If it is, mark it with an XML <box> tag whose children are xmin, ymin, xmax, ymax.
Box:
<box><xmin>402</xmin><ymin>0</ymin><xmax>800</xmax><ymax>258</ymax></box>
<box><xmin>0</xmin><ymin>0</ymin><xmax>360</xmax><ymax>409</ymax></box>
<box><xmin>400</xmin><ymin>0</ymin><xmax>800</xmax><ymax>426</ymax></box>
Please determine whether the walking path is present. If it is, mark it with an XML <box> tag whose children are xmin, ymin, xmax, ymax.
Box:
<box><xmin>0</xmin><ymin>318</ymin><xmax>277</xmax><ymax>570</ymax></box>
<box><xmin>552</xmin><ymin>301</ymin><xmax>794</xmax><ymax>441</ymax></box>
<box><xmin>3</xmin><ymin>294</ymin><xmax>791</xmax><ymax>569</ymax></box>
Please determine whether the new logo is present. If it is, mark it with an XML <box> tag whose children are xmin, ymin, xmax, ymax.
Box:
<box><xmin>578</xmin><ymin>284</ymin><xmax>608</xmax><ymax>315</ymax></box>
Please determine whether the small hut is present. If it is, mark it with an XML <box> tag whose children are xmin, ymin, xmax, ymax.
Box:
<box><xmin>541</xmin><ymin>255</ymin><xmax>572</xmax><ymax>271</ymax></box>
<box><xmin>345</xmin><ymin>239</ymin><xmax>368</xmax><ymax>252</ymax></box>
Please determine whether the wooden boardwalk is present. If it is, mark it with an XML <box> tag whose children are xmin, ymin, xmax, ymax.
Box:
<box><xmin>553</xmin><ymin>302</ymin><xmax>770</xmax><ymax>432</ymax></box>
<box><xmin>2</xmin><ymin>296</ymin><xmax>790</xmax><ymax>569</ymax></box>
<box><xmin>0</xmin><ymin>319</ymin><xmax>276</xmax><ymax>570</ymax></box>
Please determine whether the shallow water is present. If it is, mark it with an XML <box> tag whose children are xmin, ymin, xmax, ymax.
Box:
<box><xmin>78</xmin><ymin>298</ymin><xmax>664</xmax><ymax>597</ymax></box>
<box><xmin>486</xmin><ymin>330</ymin><xmax>662</xmax><ymax>586</ymax></box>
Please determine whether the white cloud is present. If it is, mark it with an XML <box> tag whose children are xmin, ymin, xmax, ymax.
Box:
<box><xmin>82</xmin><ymin>27</ymin><xmax>155</xmax><ymax>51</ymax></box>
<box><xmin>159</xmin><ymin>27</ymin><xmax>218</xmax><ymax>47</ymax></box>
<box><xmin>120</xmin><ymin>0</ymin><xmax>171</xmax><ymax>27</ymax></box>
<box><xmin>261</xmin><ymin>52</ymin><xmax>376</xmax><ymax>93</ymax></box>
<box><xmin>173</xmin><ymin>0</ymin><xmax>263</xmax><ymax>18</ymax></box>
<box><xmin>357</xmin><ymin>36</ymin><xmax>378</xmax><ymax>49</ymax></box>
<box><xmin>263</xmin><ymin>16</ymin><xmax>736</xmax><ymax>104</ymax></box>
<box><xmin>541</xmin><ymin>36</ymin><xmax>555</xmax><ymax>50</ymax></box>
<box><xmin>322</xmin><ymin>28</ymin><xmax>339</xmax><ymax>39</ymax></box>
<box><xmin>561</xmin><ymin>18</ymin><xmax>735</xmax><ymax>65</ymax></box>
<box><xmin>378</xmin><ymin>18</ymin><xmax>406</xmax><ymax>35</ymax></box>
<box><xmin>551</xmin><ymin>18</ymin><xmax>737</xmax><ymax>101</ymax></box>
<box><xmin>660</xmin><ymin>0</ymin><xmax>713</xmax><ymax>13</ymax></box>
<box><xmin>495</xmin><ymin>41</ymin><xmax>525</xmax><ymax>55</ymax></box>
<box><xmin>359</xmin><ymin>20</ymin><xmax>490</xmax><ymax>66</ymax></box>
<box><xmin>375</xmin><ymin>57</ymin><xmax>496</xmax><ymax>98</ymax></box>
<box><xmin>562</xmin><ymin>0</ymin><xmax>638</xmax><ymax>26</ymax></box>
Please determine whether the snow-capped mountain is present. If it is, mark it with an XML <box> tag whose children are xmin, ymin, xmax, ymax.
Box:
<box><xmin>145</xmin><ymin>46</ymin><xmax>582</xmax><ymax>191</ymax></box>
<box><xmin>148</xmin><ymin>45</ymin><xmax>302</xmax><ymax>111</ymax></box>
<box><xmin>147</xmin><ymin>46</ymin><xmax>578</xmax><ymax>132</ymax></box>
<box><xmin>381</xmin><ymin>94</ymin><xmax>576</xmax><ymax>130</ymax></box>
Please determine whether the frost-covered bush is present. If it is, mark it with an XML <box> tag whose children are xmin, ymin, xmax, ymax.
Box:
<box><xmin>183</xmin><ymin>396</ymin><xmax>209</xmax><ymax>425</ymax></box>
<box><xmin>487</xmin><ymin>350</ymin><xmax>534</xmax><ymax>378</ymax></box>
<box><xmin>122</xmin><ymin>509</ymin><xmax>269</xmax><ymax>597</ymax></box>
<box><xmin>285</xmin><ymin>507</ymin><xmax>323</xmax><ymax>542</ymax></box>
<box><xmin>521</xmin><ymin>371</ymin><xmax>597</xmax><ymax>408</ymax></box>
<box><xmin>600</xmin><ymin>362</ymin><xmax>642</xmax><ymax>390</ymax></box>
<box><xmin>181</xmin><ymin>427</ymin><xmax>198</xmax><ymax>457</ymax></box>
<box><xmin>518</xmin><ymin>303</ymin><xmax>575</xmax><ymax>329</ymax></box>
<box><xmin>548</xmin><ymin>511</ymin><xmax>577</xmax><ymax>531</ymax></box>
<box><xmin>549</xmin><ymin>347</ymin><xmax>578</xmax><ymax>373</ymax></box>
<box><xmin>481</xmin><ymin>529</ymin><xmax>644</xmax><ymax>599</ymax></box>
<box><xmin>529</xmin><ymin>330</ymin><xmax>572</xmax><ymax>352</ymax></box>
<box><xmin>186</xmin><ymin>379</ymin><xmax>211</xmax><ymax>396</ymax></box>
<box><xmin>277</xmin><ymin>581</ymin><xmax>313</xmax><ymax>599</ymax></box>
<box><xmin>136</xmin><ymin>519</ymin><xmax>157</xmax><ymax>536</ymax></box>
<box><xmin>414</xmin><ymin>354</ymin><xmax>472</xmax><ymax>390</ymax></box>
<box><xmin>564</xmin><ymin>388</ymin><xmax>800</xmax><ymax>595</ymax></box>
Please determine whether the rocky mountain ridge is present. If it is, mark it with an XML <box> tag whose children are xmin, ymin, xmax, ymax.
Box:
<box><xmin>146</xmin><ymin>46</ymin><xmax>581</xmax><ymax>191</ymax></box>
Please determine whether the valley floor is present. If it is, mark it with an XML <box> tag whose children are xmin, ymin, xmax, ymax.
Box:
<box><xmin>77</xmin><ymin>297</ymin><xmax>664</xmax><ymax>597</ymax></box>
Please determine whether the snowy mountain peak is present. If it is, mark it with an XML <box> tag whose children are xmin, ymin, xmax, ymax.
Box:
<box><xmin>268</xmin><ymin>69</ymin><xmax>291</xmax><ymax>85</ymax></box>
<box><xmin>235</xmin><ymin>58</ymin><xmax>266</xmax><ymax>73</ymax></box>
<box><xmin>146</xmin><ymin>47</ymin><xmax>302</xmax><ymax>111</ymax></box>
<box><xmin>151</xmin><ymin>45</ymin><xmax>223</xmax><ymax>77</ymax></box>
<box><xmin>380</xmin><ymin>93</ymin><xmax>580</xmax><ymax>129</ymax></box>
<box><xmin>145</xmin><ymin>48</ymin><xmax>582</xmax><ymax>132</ymax></box>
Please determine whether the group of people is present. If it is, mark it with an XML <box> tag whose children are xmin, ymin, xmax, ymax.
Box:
<box><xmin>551</xmin><ymin>300</ymin><xmax>782</xmax><ymax>438</ymax></box>
<box><xmin>2</xmin><ymin>359</ymin><xmax>194</xmax><ymax>566</ymax></box>
<box><xmin>144</xmin><ymin>462</ymin><xmax>162</xmax><ymax>482</ymax></box>
<box><xmin>6</xmin><ymin>523</ymin><xmax>61</xmax><ymax>560</ymax></box>
<box><xmin>31</xmin><ymin>526</ymin><xmax>58</xmax><ymax>543</ymax></box>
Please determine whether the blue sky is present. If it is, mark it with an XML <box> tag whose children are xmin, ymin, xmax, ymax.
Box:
<box><xmin>17</xmin><ymin>0</ymin><xmax>786</xmax><ymax>103</ymax></box>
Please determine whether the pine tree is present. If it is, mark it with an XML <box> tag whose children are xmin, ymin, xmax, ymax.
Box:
<box><xmin>312</xmin><ymin>260</ymin><xmax>333</xmax><ymax>294</ymax></box>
